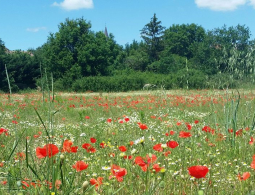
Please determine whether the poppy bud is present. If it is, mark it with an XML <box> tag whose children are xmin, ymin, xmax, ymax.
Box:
<box><xmin>159</xmin><ymin>181</ymin><xmax>165</xmax><ymax>188</ymax></box>
<box><xmin>198</xmin><ymin>190</ymin><xmax>204</xmax><ymax>195</ymax></box>
<box><xmin>60</xmin><ymin>154</ymin><xmax>65</xmax><ymax>160</ymax></box>
<box><xmin>82</xmin><ymin>181</ymin><xmax>89</xmax><ymax>191</ymax></box>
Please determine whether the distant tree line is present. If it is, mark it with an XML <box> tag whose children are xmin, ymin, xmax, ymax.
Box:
<box><xmin>1</xmin><ymin>14</ymin><xmax>255</xmax><ymax>92</ymax></box>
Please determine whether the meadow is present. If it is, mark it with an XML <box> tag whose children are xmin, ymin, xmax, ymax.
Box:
<box><xmin>1</xmin><ymin>89</ymin><xmax>255</xmax><ymax>195</ymax></box>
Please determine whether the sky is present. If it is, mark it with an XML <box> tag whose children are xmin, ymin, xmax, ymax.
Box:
<box><xmin>1</xmin><ymin>0</ymin><xmax>255</xmax><ymax>51</ymax></box>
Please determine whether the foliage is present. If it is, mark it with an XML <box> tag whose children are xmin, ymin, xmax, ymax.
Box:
<box><xmin>1</xmin><ymin>18</ymin><xmax>255</xmax><ymax>92</ymax></box>
<box><xmin>140</xmin><ymin>13</ymin><xmax>165</xmax><ymax>62</ymax></box>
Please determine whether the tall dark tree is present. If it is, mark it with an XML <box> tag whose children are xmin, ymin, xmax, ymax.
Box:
<box><xmin>140</xmin><ymin>13</ymin><xmax>165</xmax><ymax>62</ymax></box>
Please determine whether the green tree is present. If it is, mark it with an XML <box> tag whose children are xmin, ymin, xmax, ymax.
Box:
<box><xmin>43</xmin><ymin>18</ymin><xmax>123</xmax><ymax>88</ymax></box>
<box><xmin>163</xmin><ymin>23</ymin><xmax>206</xmax><ymax>58</ymax></box>
<box><xmin>140</xmin><ymin>13</ymin><xmax>165</xmax><ymax>62</ymax></box>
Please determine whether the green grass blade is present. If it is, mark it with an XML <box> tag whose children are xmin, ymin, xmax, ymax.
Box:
<box><xmin>34</xmin><ymin>107</ymin><xmax>50</xmax><ymax>139</ymax></box>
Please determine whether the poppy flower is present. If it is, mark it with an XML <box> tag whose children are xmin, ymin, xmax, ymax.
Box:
<box><xmin>90</xmin><ymin>137</ymin><xmax>97</xmax><ymax>143</ymax></box>
<box><xmin>164</xmin><ymin>151</ymin><xmax>171</xmax><ymax>157</ymax></box>
<box><xmin>170</xmin><ymin>131</ymin><xmax>175</xmax><ymax>135</ymax></box>
<box><xmin>85</xmin><ymin>116</ymin><xmax>90</xmax><ymax>119</ymax></box>
<box><xmin>72</xmin><ymin>161</ymin><xmax>89</xmax><ymax>172</ymax></box>
<box><xmin>90</xmin><ymin>177</ymin><xmax>103</xmax><ymax>189</ymax></box>
<box><xmin>124</xmin><ymin>117</ymin><xmax>130</xmax><ymax>122</ymax></box>
<box><xmin>82</xmin><ymin>143</ymin><xmax>91</xmax><ymax>150</ymax></box>
<box><xmin>236</xmin><ymin>129</ymin><xmax>243</xmax><ymax>136</ymax></box>
<box><xmin>166</xmin><ymin>141</ymin><xmax>179</xmax><ymax>149</ymax></box>
<box><xmin>138</xmin><ymin>123</ymin><xmax>148</xmax><ymax>130</ymax></box>
<box><xmin>194</xmin><ymin>120</ymin><xmax>199</xmax><ymax>124</ymax></box>
<box><xmin>251</xmin><ymin>155</ymin><xmax>255</xmax><ymax>169</ymax></box>
<box><xmin>15</xmin><ymin>152</ymin><xmax>26</xmax><ymax>160</ymax></box>
<box><xmin>123</xmin><ymin>155</ymin><xmax>133</xmax><ymax>160</ymax></box>
<box><xmin>107</xmin><ymin>118</ymin><xmax>112</xmax><ymax>123</ymax></box>
<box><xmin>36</xmin><ymin>144</ymin><xmax>59</xmax><ymax>158</ymax></box>
<box><xmin>249</xmin><ymin>137</ymin><xmax>254</xmax><ymax>145</ymax></box>
<box><xmin>153</xmin><ymin>144</ymin><xmax>163</xmax><ymax>152</ymax></box>
<box><xmin>188</xmin><ymin>165</ymin><xmax>209</xmax><ymax>178</ymax></box>
<box><xmin>176</xmin><ymin>122</ymin><xmax>181</xmax><ymax>126</ymax></box>
<box><xmin>238</xmin><ymin>172</ymin><xmax>250</xmax><ymax>181</ymax></box>
<box><xmin>87</xmin><ymin>147</ymin><xmax>97</xmax><ymax>153</ymax></box>
<box><xmin>100</xmin><ymin>142</ymin><xmax>106</xmax><ymax>148</ymax></box>
<box><xmin>62</xmin><ymin>140</ymin><xmax>78</xmax><ymax>153</ymax></box>
<box><xmin>0</xmin><ymin>128</ymin><xmax>8</xmax><ymax>136</ymax></box>
<box><xmin>152</xmin><ymin>164</ymin><xmax>163</xmax><ymax>173</ymax></box>
<box><xmin>109</xmin><ymin>164</ymin><xmax>127</xmax><ymax>182</ymax></box>
<box><xmin>135</xmin><ymin>154</ymin><xmax>157</xmax><ymax>172</ymax></box>
<box><xmin>21</xmin><ymin>181</ymin><xmax>30</xmax><ymax>189</ymax></box>
<box><xmin>119</xmin><ymin>145</ymin><xmax>127</xmax><ymax>152</ymax></box>
<box><xmin>186</xmin><ymin>123</ymin><xmax>192</xmax><ymax>130</ymax></box>
<box><xmin>179</xmin><ymin>131</ymin><xmax>192</xmax><ymax>138</ymax></box>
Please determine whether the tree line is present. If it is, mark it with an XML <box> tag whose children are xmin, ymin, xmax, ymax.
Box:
<box><xmin>1</xmin><ymin>14</ymin><xmax>255</xmax><ymax>92</ymax></box>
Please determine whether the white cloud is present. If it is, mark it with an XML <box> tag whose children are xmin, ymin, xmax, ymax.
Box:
<box><xmin>249</xmin><ymin>0</ymin><xmax>255</xmax><ymax>8</ymax></box>
<box><xmin>26</xmin><ymin>27</ymin><xmax>47</xmax><ymax>33</ymax></box>
<box><xmin>195</xmin><ymin>0</ymin><xmax>247</xmax><ymax>11</ymax></box>
<box><xmin>53</xmin><ymin>0</ymin><xmax>93</xmax><ymax>10</ymax></box>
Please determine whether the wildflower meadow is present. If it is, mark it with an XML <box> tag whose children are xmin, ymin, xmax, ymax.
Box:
<box><xmin>1</xmin><ymin>89</ymin><xmax>255</xmax><ymax>194</ymax></box>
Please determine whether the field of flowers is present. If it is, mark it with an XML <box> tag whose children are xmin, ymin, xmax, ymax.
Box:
<box><xmin>1</xmin><ymin>89</ymin><xmax>255</xmax><ymax>194</ymax></box>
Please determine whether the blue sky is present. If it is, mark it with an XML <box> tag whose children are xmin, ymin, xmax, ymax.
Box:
<box><xmin>1</xmin><ymin>0</ymin><xmax>255</xmax><ymax>51</ymax></box>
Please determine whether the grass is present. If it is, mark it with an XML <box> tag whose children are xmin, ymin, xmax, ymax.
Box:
<box><xmin>1</xmin><ymin>88</ymin><xmax>255</xmax><ymax>194</ymax></box>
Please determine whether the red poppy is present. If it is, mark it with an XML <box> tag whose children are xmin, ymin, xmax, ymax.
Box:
<box><xmin>82</xmin><ymin>143</ymin><xmax>91</xmax><ymax>149</ymax></box>
<box><xmin>87</xmin><ymin>147</ymin><xmax>96</xmax><ymax>153</ymax></box>
<box><xmin>90</xmin><ymin>137</ymin><xmax>97</xmax><ymax>143</ymax></box>
<box><xmin>123</xmin><ymin>155</ymin><xmax>133</xmax><ymax>160</ymax></box>
<box><xmin>12</xmin><ymin>120</ymin><xmax>18</xmax><ymax>124</ymax></box>
<box><xmin>85</xmin><ymin>116</ymin><xmax>90</xmax><ymax>119</ymax></box>
<box><xmin>0</xmin><ymin>128</ymin><xmax>8</xmax><ymax>136</ymax></box>
<box><xmin>90</xmin><ymin>177</ymin><xmax>103</xmax><ymax>189</ymax></box>
<box><xmin>138</xmin><ymin>123</ymin><xmax>148</xmax><ymax>130</ymax></box>
<box><xmin>179</xmin><ymin>131</ymin><xmax>192</xmax><ymax>138</ymax></box>
<box><xmin>153</xmin><ymin>144</ymin><xmax>163</xmax><ymax>152</ymax></box>
<box><xmin>166</xmin><ymin>141</ymin><xmax>179</xmax><ymax>149</ymax></box>
<box><xmin>15</xmin><ymin>152</ymin><xmax>26</xmax><ymax>160</ymax></box>
<box><xmin>72</xmin><ymin>161</ymin><xmax>89</xmax><ymax>172</ymax></box>
<box><xmin>124</xmin><ymin>117</ymin><xmax>130</xmax><ymax>122</ymax></box>
<box><xmin>100</xmin><ymin>142</ymin><xmax>106</xmax><ymax>148</ymax></box>
<box><xmin>236</xmin><ymin>129</ymin><xmax>243</xmax><ymax>136</ymax></box>
<box><xmin>188</xmin><ymin>166</ymin><xmax>209</xmax><ymax>178</ymax></box>
<box><xmin>119</xmin><ymin>145</ymin><xmax>127</xmax><ymax>152</ymax></box>
<box><xmin>36</xmin><ymin>144</ymin><xmax>59</xmax><ymax>158</ymax></box>
<box><xmin>251</xmin><ymin>155</ymin><xmax>255</xmax><ymax>169</ymax></box>
<box><xmin>238</xmin><ymin>172</ymin><xmax>250</xmax><ymax>181</ymax></box>
<box><xmin>107</xmin><ymin>118</ymin><xmax>112</xmax><ymax>123</ymax></box>
<box><xmin>134</xmin><ymin>154</ymin><xmax>157</xmax><ymax>172</ymax></box>
<box><xmin>249</xmin><ymin>137</ymin><xmax>254</xmax><ymax>145</ymax></box>
<box><xmin>152</xmin><ymin>164</ymin><xmax>163</xmax><ymax>173</ymax></box>
<box><xmin>186</xmin><ymin>123</ymin><xmax>192</xmax><ymax>130</ymax></box>
<box><xmin>62</xmin><ymin>140</ymin><xmax>78</xmax><ymax>153</ymax></box>
<box><xmin>109</xmin><ymin>164</ymin><xmax>127</xmax><ymax>182</ymax></box>
<box><xmin>170</xmin><ymin>130</ymin><xmax>175</xmax><ymax>135</ymax></box>
<box><xmin>194</xmin><ymin>120</ymin><xmax>199</xmax><ymax>124</ymax></box>
<box><xmin>164</xmin><ymin>151</ymin><xmax>171</xmax><ymax>157</ymax></box>
<box><xmin>21</xmin><ymin>181</ymin><xmax>30</xmax><ymax>189</ymax></box>
<box><xmin>130</xmin><ymin>141</ymin><xmax>134</xmax><ymax>146</ymax></box>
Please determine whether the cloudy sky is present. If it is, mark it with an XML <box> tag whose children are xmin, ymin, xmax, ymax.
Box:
<box><xmin>0</xmin><ymin>0</ymin><xmax>255</xmax><ymax>50</ymax></box>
